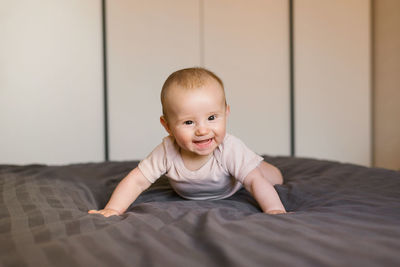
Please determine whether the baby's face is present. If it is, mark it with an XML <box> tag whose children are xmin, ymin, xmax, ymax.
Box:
<box><xmin>161</xmin><ymin>80</ymin><xmax>229</xmax><ymax>159</ymax></box>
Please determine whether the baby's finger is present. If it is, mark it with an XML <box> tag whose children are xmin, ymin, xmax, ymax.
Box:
<box><xmin>88</xmin><ymin>209</ymin><xmax>119</xmax><ymax>217</ymax></box>
<box><xmin>266</xmin><ymin>210</ymin><xmax>286</xmax><ymax>215</ymax></box>
<box><xmin>88</xmin><ymin>209</ymin><xmax>100</xmax><ymax>214</ymax></box>
<box><xmin>102</xmin><ymin>211</ymin><xmax>118</xmax><ymax>217</ymax></box>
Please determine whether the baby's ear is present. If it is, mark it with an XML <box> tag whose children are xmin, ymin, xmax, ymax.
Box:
<box><xmin>225</xmin><ymin>104</ymin><xmax>231</xmax><ymax>117</ymax></box>
<box><xmin>160</xmin><ymin>116</ymin><xmax>171</xmax><ymax>134</ymax></box>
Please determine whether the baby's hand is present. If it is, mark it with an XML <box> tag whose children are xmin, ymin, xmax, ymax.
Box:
<box><xmin>88</xmin><ymin>208</ymin><xmax>121</xmax><ymax>217</ymax></box>
<box><xmin>266</xmin><ymin>209</ymin><xmax>287</xmax><ymax>215</ymax></box>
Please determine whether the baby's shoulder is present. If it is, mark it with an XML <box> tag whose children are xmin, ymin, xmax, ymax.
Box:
<box><xmin>218</xmin><ymin>133</ymin><xmax>258</xmax><ymax>162</ymax></box>
<box><xmin>220</xmin><ymin>133</ymin><xmax>246</xmax><ymax>151</ymax></box>
<box><xmin>161</xmin><ymin>135</ymin><xmax>180</xmax><ymax>161</ymax></box>
<box><xmin>216</xmin><ymin>134</ymin><xmax>242</xmax><ymax>161</ymax></box>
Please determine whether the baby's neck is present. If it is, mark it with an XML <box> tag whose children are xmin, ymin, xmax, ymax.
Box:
<box><xmin>179</xmin><ymin>149</ymin><xmax>213</xmax><ymax>171</ymax></box>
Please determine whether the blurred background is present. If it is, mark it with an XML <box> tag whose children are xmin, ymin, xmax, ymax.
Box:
<box><xmin>1</xmin><ymin>0</ymin><xmax>399</xmax><ymax>170</ymax></box>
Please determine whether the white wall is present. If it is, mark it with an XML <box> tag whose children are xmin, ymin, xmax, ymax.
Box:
<box><xmin>107</xmin><ymin>0</ymin><xmax>290</xmax><ymax>161</ymax></box>
<box><xmin>294</xmin><ymin>0</ymin><xmax>371</xmax><ymax>166</ymax></box>
<box><xmin>0</xmin><ymin>0</ymin><xmax>104</xmax><ymax>164</ymax></box>
<box><xmin>0</xmin><ymin>0</ymin><xmax>372</xmax><ymax>166</ymax></box>
<box><xmin>203</xmin><ymin>0</ymin><xmax>290</xmax><ymax>156</ymax></box>
<box><xmin>107</xmin><ymin>0</ymin><xmax>202</xmax><ymax>161</ymax></box>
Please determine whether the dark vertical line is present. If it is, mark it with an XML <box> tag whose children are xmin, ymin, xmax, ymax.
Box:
<box><xmin>102</xmin><ymin>0</ymin><xmax>109</xmax><ymax>161</ymax></box>
<box><xmin>370</xmin><ymin>0</ymin><xmax>375</xmax><ymax>167</ymax></box>
<box><xmin>289</xmin><ymin>0</ymin><xmax>295</xmax><ymax>157</ymax></box>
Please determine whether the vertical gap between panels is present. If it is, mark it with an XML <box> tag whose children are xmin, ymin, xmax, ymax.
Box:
<box><xmin>370</xmin><ymin>0</ymin><xmax>375</xmax><ymax>167</ymax></box>
<box><xmin>102</xmin><ymin>0</ymin><xmax>110</xmax><ymax>161</ymax></box>
<box><xmin>289</xmin><ymin>0</ymin><xmax>295</xmax><ymax>157</ymax></box>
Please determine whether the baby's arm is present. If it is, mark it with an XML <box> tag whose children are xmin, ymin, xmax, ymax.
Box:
<box><xmin>243</xmin><ymin>161</ymin><xmax>286</xmax><ymax>214</ymax></box>
<box><xmin>88</xmin><ymin>167</ymin><xmax>151</xmax><ymax>217</ymax></box>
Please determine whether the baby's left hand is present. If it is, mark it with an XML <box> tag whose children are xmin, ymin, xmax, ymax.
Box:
<box><xmin>266</xmin><ymin>210</ymin><xmax>287</xmax><ymax>215</ymax></box>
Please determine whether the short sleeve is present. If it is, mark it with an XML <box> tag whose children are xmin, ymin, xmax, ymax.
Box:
<box><xmin>220</xmin><ymin>134</ymin><xmax>264</xmax><ymax>183</ymax></box>
<box><xmin>138</xmin><ymin>142</ymin><xmax>167</xmax><ymax>183</ymax></box>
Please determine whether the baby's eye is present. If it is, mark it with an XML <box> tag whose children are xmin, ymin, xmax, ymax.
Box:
<box><xmin>208</xmin><ymin>115</ymin><xmax>216</xmax><ymax>121</ymax></box>
<box><xmin>184</xmin><ymin>120</ymin><xmax>193</xmax><ymax>125</ymax></box>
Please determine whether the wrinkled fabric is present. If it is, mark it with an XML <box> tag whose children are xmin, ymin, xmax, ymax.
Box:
<box><xmin>0</xmin><ymin>157</ymin><xmax>399</xmax><ymax>267</ymax></box>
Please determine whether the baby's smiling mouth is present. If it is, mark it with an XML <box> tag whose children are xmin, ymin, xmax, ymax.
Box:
<box><xmin>193</xmin><ymin>138</ymin><xmax>213</xmax><ymax>146</ymax></box>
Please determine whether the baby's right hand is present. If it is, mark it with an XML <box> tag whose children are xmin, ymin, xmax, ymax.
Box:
<box><xmin>88</xmin><ymin>208</ymin><xmax>121</xmax><ymax>217</ymax></box>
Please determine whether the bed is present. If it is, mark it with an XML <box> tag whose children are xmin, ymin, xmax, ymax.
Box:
<box><xmin>1</xmin><ymin>156</ymin><xmax>399</xmax><ymax>266</ymax></box>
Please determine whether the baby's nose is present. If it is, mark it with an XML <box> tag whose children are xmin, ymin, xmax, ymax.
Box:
<box><xmin>195</xmin><ymin>125</ymin><xmax>209</xmax><ymax>135</ymax></box>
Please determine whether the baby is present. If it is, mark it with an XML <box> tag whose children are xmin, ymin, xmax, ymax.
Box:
<box><xmin>89</xmin><ymin>67</ymin><xmax>286</xmax><ymax>217</ymax></box>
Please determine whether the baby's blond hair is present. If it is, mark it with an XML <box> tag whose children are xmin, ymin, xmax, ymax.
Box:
<box><xmin>161</xmin><ymin>67</ymin><xmax>225</xmax><ymax>116</ymax></box>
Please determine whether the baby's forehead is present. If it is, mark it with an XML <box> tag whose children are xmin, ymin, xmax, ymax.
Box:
<box><xmin>169</xmin><ymin>78</ymin><xmax>223</xmax><ymax>94</ymax></box>
<box><xmin>161</xmin><ymin>77</ymin><xmax>226</xmax><ymax>116</ymax></box>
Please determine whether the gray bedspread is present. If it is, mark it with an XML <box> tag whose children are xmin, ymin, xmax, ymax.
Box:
<box><xmin>1</xmin><ymin>156</ymin><xmax>400</xmax><ymax>267</ymax></box>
